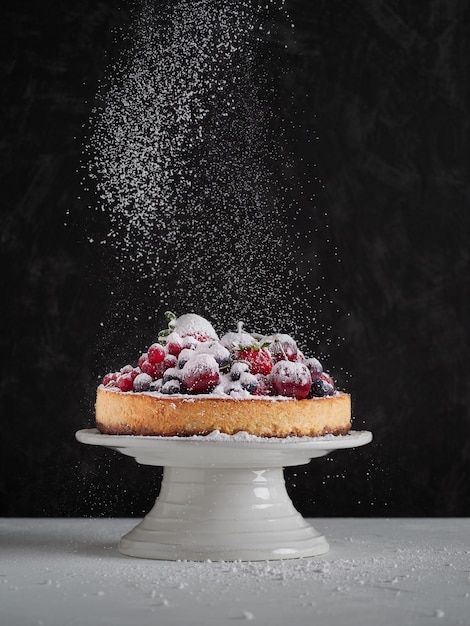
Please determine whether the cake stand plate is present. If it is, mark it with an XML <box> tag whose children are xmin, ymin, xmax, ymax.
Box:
<box><xmin>76</xmin><ymin>429</ymin><xmax>372</xmax><ymax>562</ymax></box>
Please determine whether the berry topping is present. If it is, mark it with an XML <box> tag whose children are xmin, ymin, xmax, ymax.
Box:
<box><xmin>178</xmin><ymin>348</ymin><xmax>196</xmax><ymax>368</ymax></box>
<box><xmin>237</xmin><ymin>346</ymin><xmax>273</xmax><ymax>375</ymax></box>
<box><xmin>117</xmin><ymin>372</ymin><xmax>135</xmax><ymax>392</ymax></box>
<box><xmin>239</xmin><ymin>372</ymin><xmax>258</xmax><ymax>394</ymax></box>
<box><xmin>181</xmin><ymin>353</ymin><xmax>220</xmax><ymax>394</ymax></box>
<box><xmin>149</xmin><ymin>379</ymin><xmax>163</xmax><ymax>393</ymax></box>
<box><xmin>230</xmin><ymin>361</ymin><xmax>251</xmax><ymax>380</ymax></box>
<box><xmin>102</xmin><ymin>372</ymin><xmax>119</xmax><ymax>386</ymax></box>
<box><xmin>162</xmin><ymin>367</ymin><xmax>181</xmax><ymax>384</ymax></box>
<box><xmin>267</xmin><ymin>334</ymin><xmax>303</xmax><ymax>363</ymax></box>
<box><xmin>162</xmin><ymin>354</ymin><xmax>178</xmax><ymax>369</ymax></box>
<box><xmin>161</xmin><ymin>379</ymin><xmax>182</xmax><ymax>394</ymax></box>
<box><xmin>102</xmin><ymin>312</ymin><xmax>343</xmax><ymax>400</ymax></box>
<box><xmin>173</xmin><ymin>312</ymin><xmax>219</xmax><ymax>342</ymax></box>
<box><xmin>253</xmin><ymin>373</ymin><xmax>272</xmax><ymax>396</ymax></box>
<box><xmin>310</xmin><ymin>374</ymin><xmax>335</xmax><ymax>397</ymax></box>
<box><xmin>220</xmin><ymin>323</ymin><xmax>257</xmax><ymax>355</ymax></box>
<box><xmin>195</xmin><ymin>341</ymin><xmax>230</xmax><ymax>370</ymax></box>
<box><xmin>133</xmin><ymin>373</ymin><xmax>153</xmax><ymax>392</ymax></box>
<box><xmin>305</xmin><ymin>357</ymin><xmax>323</xmax><ymax>378</ymax></box>
<box><xmin>271</xmin><ymin>361</ymin><xmax>312</xmax><ymax>399</ymax></box>
<box><xmin>147</xmin><ymin>342</ymin><xmax>166</xmax><ymax>364</ymax></box>
<box><xmin>140</xmin><ymin>358</ymin><xmax>158</xmax><ymax>378</ymax></box>
<box><xmin>165</xmin><ymin>331</ymin><xmax>183</xmax><ymax>356</ymax></box>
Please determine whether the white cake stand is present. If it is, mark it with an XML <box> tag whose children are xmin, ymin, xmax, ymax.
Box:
<box><xmin>76</xmin><ymin>428</ymin><xmax>372</xmax><ymax>562</ymax></box>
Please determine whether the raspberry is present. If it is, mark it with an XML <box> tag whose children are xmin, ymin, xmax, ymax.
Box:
<box><xmin>271</xmin><ymin>361</ymin><xmax>312</xmax><ymax>399</ymax></box>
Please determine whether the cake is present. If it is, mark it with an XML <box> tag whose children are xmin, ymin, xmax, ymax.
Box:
<box><xmin>96</xmin><ymin>312</ymin><xmax>351</xmax><ymax>438</ymax></box>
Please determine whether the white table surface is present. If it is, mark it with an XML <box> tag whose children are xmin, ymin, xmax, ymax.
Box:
<box><xmin>1</xmin><ymin>518</ymin><xmax>469</xmax><ymax>625</ymax></box>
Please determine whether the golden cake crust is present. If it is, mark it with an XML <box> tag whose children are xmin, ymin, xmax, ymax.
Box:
<box><xmin>95</xmin><ymin>386</ymin><xmax>352</xmax><ymax>437</ymax></box>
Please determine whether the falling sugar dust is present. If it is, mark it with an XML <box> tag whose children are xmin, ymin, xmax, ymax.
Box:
<box><xmin>84</xmin><ymin>0</ymin><xmax>344</xmax><ymax>358</ymax></box>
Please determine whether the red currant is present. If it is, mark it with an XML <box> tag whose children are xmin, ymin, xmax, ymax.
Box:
<box><xmin>117</xmin><ymin>372</ymin><xmax>134</xmax><ymax>392</ymax></box>
<box><xmin>147</xmin><ymin>342</ymin><xmax>166</xmax><ymax>364</ymax></box>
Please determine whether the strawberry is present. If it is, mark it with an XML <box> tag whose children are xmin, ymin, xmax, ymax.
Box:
<box><xmin>237</xmin><ymin>346</ymin><xmax>273</xmax><ymax>375</ymax></box>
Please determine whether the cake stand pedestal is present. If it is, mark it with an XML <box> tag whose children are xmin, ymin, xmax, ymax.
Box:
<box><xmin>76</xmin><ymin>429</ymin><xmax>372</xmax><ymax>561</ymax></box>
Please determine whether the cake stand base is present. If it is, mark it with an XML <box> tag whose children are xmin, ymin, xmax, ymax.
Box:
<box><xmin>76</xmin><ymin>429</ymin><xmax>372</xmax><ymax>561</ymax></box>
<box><xmin>119</xmin><ymin>466</ymin><xmax>328</xmax><ymax>561</ymax></box>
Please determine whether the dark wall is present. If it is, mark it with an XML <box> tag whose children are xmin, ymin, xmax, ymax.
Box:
<box><xmin>1</xmin><ymin>0</ymin><xmax>469</xmax><ymax>518</ymax></box>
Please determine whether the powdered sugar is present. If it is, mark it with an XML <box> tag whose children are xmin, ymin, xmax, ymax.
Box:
<box><xmin>83</xmin><ymin>0</ymin><xmax>344</xmax><ymax>360</ymax></box>
<box><xmin>173</xmin><ymin>314</ymin><xmax>218</xmax><ymax>341</ymax></box>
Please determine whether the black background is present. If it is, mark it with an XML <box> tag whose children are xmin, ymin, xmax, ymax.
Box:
<box><xmin>1</xmin><ymin>0</ymin><xmax>469</xmax><ymax>518</ymax></box>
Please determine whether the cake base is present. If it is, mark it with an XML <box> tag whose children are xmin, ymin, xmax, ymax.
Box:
<box><xmin>95</xmin><ymin>387</ymin><xmax>351</xmax><ymax>438</ymax></box>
